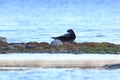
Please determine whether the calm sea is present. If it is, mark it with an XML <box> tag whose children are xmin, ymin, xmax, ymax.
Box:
<box><xmin>0</xmin><ymin>0</ymin><xmax>120</xmax><ymax>44</ymax></box>
<box><xmin>0</xmin><ymin>68</ymin><xmax>120</xmax><ymax>80</ymax></box>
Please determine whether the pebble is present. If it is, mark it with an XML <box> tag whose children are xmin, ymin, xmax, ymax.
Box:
<box><xmin>0</xmin><ymin>37</ymin><xmax>7</xmax><ymax>42</ymax></box>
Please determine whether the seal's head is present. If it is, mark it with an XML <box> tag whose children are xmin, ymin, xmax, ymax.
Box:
<box><xmin>67</xmin><ymin>29</ymin><xmax>74</xmax><ymax>33</ymax></box>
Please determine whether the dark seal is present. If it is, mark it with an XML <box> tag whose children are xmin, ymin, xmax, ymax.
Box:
<box><xmin>51</xmin><ymin>29</ymin><xmax>76</xmax><ymax>42</ymax></box>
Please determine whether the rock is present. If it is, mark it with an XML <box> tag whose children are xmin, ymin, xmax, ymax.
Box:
<box><xmin>25</xmin><ymin>45</ymin><xmax>36</xmax><ymax>49</ymax></box>
<box><xmin>25</xmin><ymin>42</ymin><xmax>40</xmax><ymax>49</ymax></box>
<box><xmin>50</xmin><ymin>40</ymin><xmax>63</xmax><ymax>46</ymax></box>
<box><xmin>71</xmin><ymin>49</ymin><xmax>80</xmax><ymax>54</ymax></box>
<box><xmin>0</xmin><ymin>52</ymin><xmax>7</xmax><ymax>54</ymax></box>
<box><xmin>113</xmin><ymin>51</ymin><xmax>120</xmax><ymax>54</ymax></box>
<box><xmin>26</xmin><ymin>42</ymin><xmax>39</xmax><ymax>47</ymax></box>
<box><xmin>0</xmin><ymin>46</ymin><xmax>7</xmax><ymax>50</ymax></box>
<box><xmin>38</xmin><ymin>42</ymin><xmax>49</xmax><ymax>49</ymax></box>
<box><xmin>12</xmin><ymin>43</ymin><xmax>26</xmax><ymax>49</ymax></box>
<box><xmin>0</xmin><ymin>37</ymin><xmax>7</xmax><ymax>42</ymax></box>
<box><xmin>25</xmin><ymin>42</ymin><xmax>49</xmax><ymax>48</ymax></box>
<box><xmin>7</xmin><ymin>45</ymin><xmax>16</xmax><ymax>50</ymax></box>
<box><xmin>0</xmin><ymin>42</ymin><xmax>8</xmax><ymax>46</ymax></box>
<box><xmin>104</xmin><ymin>64</ymin><xmax>120</xmax><ymax>69</ymax></box>
<box><xmin>39</xmin><ymin>42</ymin><xmax>49</xmax><ymax>47</ymax></box>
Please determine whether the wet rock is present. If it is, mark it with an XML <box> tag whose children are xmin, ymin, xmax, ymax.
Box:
<box><xmin>50</xmin><ymin>40</ymin><xmax>63</xmax><ymax>46</ymax></box>
<box><xmin>25</xmin><ymin>45</ymin><xmax>36</xmax><ymax>49</ymax></box>
<box><xmin>26</xmin><ymin>42</ymin><xmax>39</xmax><ymax>49</ymax></box>
<box><xmin>25</xmin><ymin>42</ymin><xmax>49</xmax><ymax>49</ymax></box>
<box><xmin>12</xmin><ymin>43</ymin><xmax>26</xmax><ymax>49</ymax></box>
<box><xmin>113</xmin><ymin>51</ymin><xmax>120</xmax><ymax>54</ymax></box>
<box><xmin>26</xmin><ymin>42</ymin><xmax>39</xmax><ymax>47</ymax></box>
<box><xmin>71</xmin><ymin>49</ymin><xmax>80</xmax><ymax>54</ymax></box>
<box><xmin>104</xmin><ymin>64</ymin><xmax>120</xmax><ymax>69</ymax></box>
<box><xmin>0</xmin><ymin>42</ymin><xmax>8</xmax><ymax>46</ymax></box>
<box><xmin>0</xmin><ymin>41</ymin><xmax>119</xmax><ymax>53</ymax></box>
<box><xmin>7</xmin><ymin>45</ymin><xmax>16</xmax><ymax>50</ymax></box>
<box><xmin>0</xmin><ymin>51</ymin><xmax>7</xmax><ymax>54</ymax></box>
<box><xmin>0</xmin><ymin>37</ymin><xmax>7</xmax><ymax>42</ymax></box>
<box><xmin>39</xmin><ymin>42</ymin><xmax>49</xmax><ymax>47</ymax></box>
<box><xmin>39</xmin><ymin>42</ymin><xmax>49</xmax><ymax>46</ymax></box>
<box><xmin>0</xmin><ymin>46</ymin><xmax>7</xmax><ymax>50</ymax></box>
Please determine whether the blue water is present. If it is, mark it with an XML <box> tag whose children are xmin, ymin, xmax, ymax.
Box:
<box><xmin>0</xmin><ymin>68</ymin><xmax>120</xmax><ymax>80</ymax></box>
<box><xmin>0</xmin><ymin>0</ymin><xmax>120</xmax><ymax>44</ymax></box>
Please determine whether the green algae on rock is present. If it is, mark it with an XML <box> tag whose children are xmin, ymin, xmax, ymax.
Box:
<box><xmin>0</xmin><ymin>42</ymin><xmax>120</xmax><ymax>54</ymax></box>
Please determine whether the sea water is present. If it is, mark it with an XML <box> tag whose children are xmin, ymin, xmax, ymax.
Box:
<box><xmin>0</xmin><ymin>0</ymin><xmax>120</xmax><ymax>79</ymax></box>
<box><xmin>0</xmin><ymin>68</ymin><xmax>120</xmax><ymax>80</ymax></box>
<box><xmin>0</xmin><ymin>0</ymin><xmax>120</xmax><ymax>44</ymax></box>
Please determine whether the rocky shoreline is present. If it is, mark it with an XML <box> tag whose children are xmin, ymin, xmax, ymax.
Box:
<box><xmin>0</xmin><ymin>37</ymin><xmax>120</xmax><ymax>54</ymax></box>
<box><xmin>1</xmin><ymin>37</ymin><xmax>120</xmax><ymax>69</ymax></box>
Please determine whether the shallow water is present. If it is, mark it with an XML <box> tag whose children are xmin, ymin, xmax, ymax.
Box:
<box><xmin>0</xmin><ymin>0</ymin><xmax>120</xmax><ymax>44</ymax></box>
<box><xmin>0</xmin><ymin>68</ymin><xmax>120</xmax><ymax>80</ymax></box>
